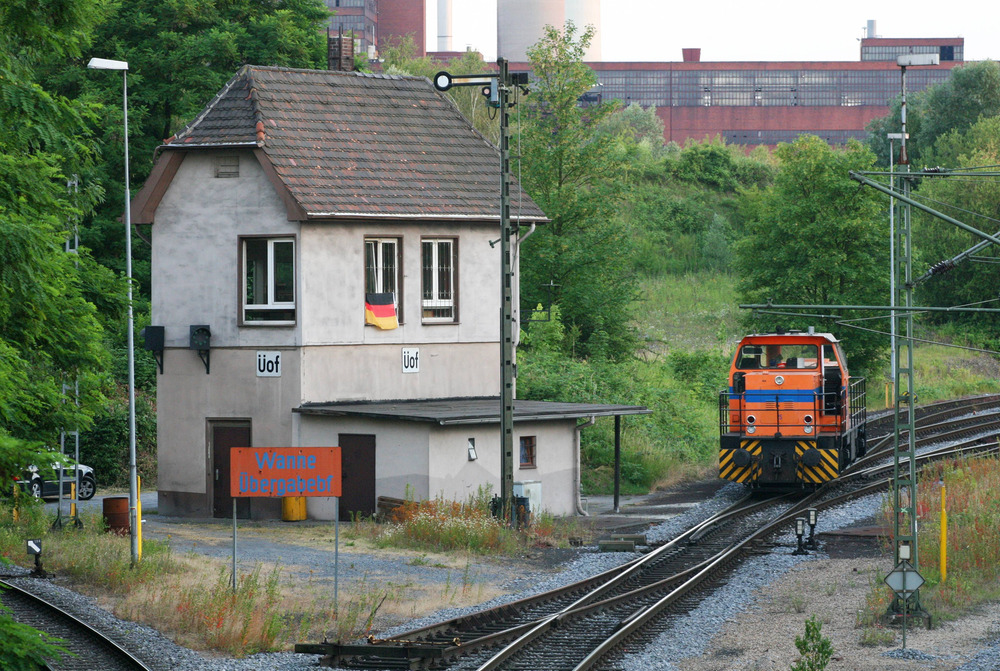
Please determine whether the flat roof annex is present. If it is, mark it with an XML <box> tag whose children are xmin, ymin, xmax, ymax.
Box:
<box><xmin>294</xmin><ymin>397</ymin><xmax>651</xmax><ymax>425</ymax></box>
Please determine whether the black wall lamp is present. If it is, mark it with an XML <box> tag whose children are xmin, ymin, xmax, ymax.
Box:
<box><xmin>189</xmin><ymin>325</ymin><xmax>211</xmax><ymax>374</ymax></box>
<box><xmin>141</xmin><ymin>325</ymin><xmax>164</xmax><ymax>374</ymax></box>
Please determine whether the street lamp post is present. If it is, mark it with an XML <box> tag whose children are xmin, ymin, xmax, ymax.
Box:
<box><xmin>87</xmin><ymin>57</ymin><xmax>139</xmax><ymax>566</ymax></box>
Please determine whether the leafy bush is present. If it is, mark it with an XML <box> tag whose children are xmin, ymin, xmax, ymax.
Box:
<box><xmin>792</xmin><ymin>615</ymin><xmax>834</xmax><ymax>671</ymax></box>
<box><xmin>78</xmin><ymin>384</ymin><xmax>157</xmax><ymax>489</ymax></box>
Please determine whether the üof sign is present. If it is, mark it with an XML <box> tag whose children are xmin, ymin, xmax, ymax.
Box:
<box><xmin>256</xmin><ymin>351</ymin><xmax>281</xmax><ymax>377</ymax></box>
<box><xmin>231</xmin><ymin>447</ymin><xmax>341</xmax><ymax>497</ymax></box>
<box><xmin>402</xmin><ymin>347</ymin><xmax>419</xmax><ymax>373</ymax></box>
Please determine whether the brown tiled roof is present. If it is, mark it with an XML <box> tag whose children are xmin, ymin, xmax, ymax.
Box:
<box><xmin>168</xmin><ymin>65</ymin><xmax>547</xmax><ymax>221</ymax></box>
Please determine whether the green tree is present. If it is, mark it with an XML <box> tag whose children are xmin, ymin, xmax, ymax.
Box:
<box><xmin>0</xmin><ymin>0</ymin><xmax>115</xmax><ymax>661</ymax></box>
<box><xmin>868</xmin><ymin>61</ymin><xmax>1000</xmax><ymax>169</ymax></box>
<box><xmin>594</xmin><ymin>102</ymin><xmax>665</xmax><ymax>151</ymax></box>
<box><xmin>734</xmin><ymin>136</ymin><xmax>888</xmax><ymax>375</ymax></box>
<box><xmin>0</xmin><ymin>0</ymin><xmax>116</xmax><ymax>443</ymax></box>
<box><xmin>518</xmin><ymin>22</ymin><xmax>637</xmax><ymax>360</ymax></box>
<box><xmin>910</xmin><ymin>116</ymin><xmax>1000</xmax><ymax>330</ymax></box>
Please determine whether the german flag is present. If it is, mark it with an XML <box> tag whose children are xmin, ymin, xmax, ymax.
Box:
<box><xmin>365</xmin><ymin>293</ymin><xmax>398</xmax><ymax>330</ymax></box>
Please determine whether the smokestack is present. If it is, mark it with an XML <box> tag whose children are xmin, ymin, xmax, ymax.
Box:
<box><xmin>438</xmin><ymin>0</ymin><xmax>453</xmax><ymax>51</ymax></box>
<box><xmin>867</xmin><ymin>20</ymin><xmax>877</xmax><ymax>39</ymax></box>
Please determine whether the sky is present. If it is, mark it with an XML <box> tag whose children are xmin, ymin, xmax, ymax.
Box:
<box><xmin>426</xmin><ymin>0</ymin><xmax>996</xmax><ymax>63</ymax></box>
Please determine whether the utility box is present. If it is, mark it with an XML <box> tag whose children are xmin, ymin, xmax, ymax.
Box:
<box><xmin>513</xmin><ymin>480</ymin><xmax>542</xmax><ymax>518</ymax></box>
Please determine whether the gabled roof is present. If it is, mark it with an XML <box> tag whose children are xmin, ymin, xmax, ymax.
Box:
<box><xmin>140</xmin><ymin>65</ymin><xmax>546</xmax><ymax>222</ymax></box>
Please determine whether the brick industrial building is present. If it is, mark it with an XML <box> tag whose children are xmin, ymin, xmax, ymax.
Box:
<box><xmin>329</xmin><ymin>2</ymin><xmax>966</xmax><ymax>147</ymax></box>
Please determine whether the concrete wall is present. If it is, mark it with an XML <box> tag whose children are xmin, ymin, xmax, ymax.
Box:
<box><xmin>150</xmin><ymin>150</ymin><xmax>301</xmax><ymax>349</ymax></box>
<box><xmin>294</xmin><ymin>414</ymin><xmax>579</xmax><ymax>520</ymax></box>
<box><xmin>427</xmin><ymin>421</ymin><xmax>577</xmax><ymax>517</ymax></box>
<box><xmin>296</xmin><ymin>414</ymin><xmax>432</xmax><ymax>519</ymax></box>
<box><xmin>298</xmin><ymin>220</ymin><xmax>502</xmax><ymax>401</ymax></box>
<box><xmin>156</xmin><ymin>348</ymin><xmax>301</xmax><ymax>513</ymax></box>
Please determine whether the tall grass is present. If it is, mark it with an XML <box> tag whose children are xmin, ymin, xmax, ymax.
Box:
<box><xmin>0</xmin><ymin>504</ymin><xmax>306</xmax><ymax>655</ymax></box>
<box><xmin>909</xmin><ymin>454</ymin><xmax>1000</xmax><ymax>618</ymax></box>
<box><xmin>858</xmin><ymin>453</ymin><xmax>1000</xmax><ymax>644</ymax></box>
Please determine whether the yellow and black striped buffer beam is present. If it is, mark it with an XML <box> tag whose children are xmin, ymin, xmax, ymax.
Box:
<box><xmin>720</xmin><ymin>440</ymin><xmax>762</xmax><ymax>483</ymax></box>
<box><xmin>795</xmin><ymin>441</ymin><xmax>839</xmax><ymax>484</ymax></box>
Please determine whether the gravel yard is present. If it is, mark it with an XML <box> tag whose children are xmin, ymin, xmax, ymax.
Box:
<box><xmin>21</xmin><ymin>483</ymin><xmax>1000</xmax><ymax>671</ymax></box>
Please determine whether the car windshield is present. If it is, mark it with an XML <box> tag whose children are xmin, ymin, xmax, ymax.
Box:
<box><xmin>736</xmin><ymin>344</ymin><xmax>819</xmax><ymax>370</ymax></box>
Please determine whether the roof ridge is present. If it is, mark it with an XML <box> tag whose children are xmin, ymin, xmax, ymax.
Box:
<box><xmin>245</xmin><ymin>64</ymin><xmax>424</xmax><ymax>82</ymax></box>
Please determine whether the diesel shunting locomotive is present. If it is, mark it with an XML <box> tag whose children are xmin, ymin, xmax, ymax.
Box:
<box><xmin>719</xmin><ymin>330</ymin><xmax>867</xmax><ymax>488</ymax></box>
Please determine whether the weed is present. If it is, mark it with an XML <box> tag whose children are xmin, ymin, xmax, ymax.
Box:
<box><xmin>788</xmin><ymin>595</ymin><xmax>806</xmax><ymax>614</ymax></box>
<box><xmin>859</xmin><ymin>626</ymin><xmax>896</xmax><ymax>647</ymax></box>
<box><xmin>791</xmin><ymin>615</ymin><xmax>834</xmax><ymax>671</ymax></box>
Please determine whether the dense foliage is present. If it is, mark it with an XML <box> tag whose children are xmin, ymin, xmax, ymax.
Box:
<box><xmin>516</xmin><ymin>22</ymin><xmax>638</xmax><ymax>361</ymax></box>
<box><xmin>734</xmin><ymin>136</ymin><xmax>889</xmax><ymax>376</ymax></box>
<box><xmin>866</xmin><ymin>61</ymin><xmax>1000</xmax><ymax>348</ymax></box>
<box><xmin>867</xmin><ymin>61</ymin><xmax>1000</xmax><ymax>169</ymax></box>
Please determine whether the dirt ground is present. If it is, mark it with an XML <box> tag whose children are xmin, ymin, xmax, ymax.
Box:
<box><xmin>676</xmin><ymin>556</ymin><xmax>1000</xmax><ymax>671</ymax></box>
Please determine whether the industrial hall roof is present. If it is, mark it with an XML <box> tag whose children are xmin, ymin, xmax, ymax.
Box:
<box><xmin>295</xmin><ymin>398</ymin><xmax>651</xmax><ymax>425</ymax></box>
<box><xmin>132</xmin><ymin>65</ymin><xmax>547</xmax><ymax>223</ymax></box>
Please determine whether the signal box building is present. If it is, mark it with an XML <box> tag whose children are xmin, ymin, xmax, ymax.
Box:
<box><xmin>133</xmin><ymin>65</ymin><xmax>647</xmax><ymax>521</ymax></box>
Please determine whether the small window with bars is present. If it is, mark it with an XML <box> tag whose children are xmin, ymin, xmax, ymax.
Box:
<box><xmin>422</xmin><ymin>238</ymin><xmax>456</xmax><ymax>322</ymax></box>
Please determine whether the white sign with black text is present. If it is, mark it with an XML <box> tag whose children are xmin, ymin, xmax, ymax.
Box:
<box><xmin>256</xmin><ymin>351</ymin><xmax>282</xmax><ymax>377</ymax></box>
<box><xmin>402</xmin><ymin>348</ymin><xmax>420</xmax><ymax>374</ymax></box>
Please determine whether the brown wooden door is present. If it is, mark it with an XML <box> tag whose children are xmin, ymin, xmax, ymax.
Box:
<box><xmin>212</xmin><ymin>423</ymin><xmax>251</xmax><ymax>519</ymax></box>
<box><xmin>338</xmin><ymin>433</ymin><xmax>376</xmax><ymax>521</ymax></box>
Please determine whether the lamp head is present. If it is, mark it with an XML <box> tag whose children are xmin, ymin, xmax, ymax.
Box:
<box><xmin>896</xmin><ymin>54</ymin><xmax>939</xmax><ymax>67</ymax></box>
<box><xmin>88</xmin><ymin>57</ymin><xmax>129</xmax><ymax>71</ymax></box>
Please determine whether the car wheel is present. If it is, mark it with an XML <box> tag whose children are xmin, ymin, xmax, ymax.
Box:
<box><xmin>29</xmin><ymin>478</ymin><xmax>43</xmax><ymax>498</ymax></box>
<box><xmin>77</xmin><ymin>475</ymin><xmax>97</xmax><ymax>501</ymax></box>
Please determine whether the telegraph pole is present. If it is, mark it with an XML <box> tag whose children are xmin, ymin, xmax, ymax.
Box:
<box><xmin>434</xmin><ymin>59</ymin><xmax>524</xmax><ymax>522</ymax></box>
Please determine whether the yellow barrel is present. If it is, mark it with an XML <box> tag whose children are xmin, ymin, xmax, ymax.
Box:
<box><xmin>281</xmin><ymin>496</ymin><xmax>306</xmax><ymax>522</ymax></box>
<box><xmin>103</xmin><ymin>496</ymin><xmax>130</xmax><ymax>535</ymax></box>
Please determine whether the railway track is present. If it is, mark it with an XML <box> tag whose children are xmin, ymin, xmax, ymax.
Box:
<box><xmin>0</xmin><ymin>577</ymin><xmax>154</xmax><ymax>671</ymax></box>
<box><xmin>298</xmin><ymin>393</ymin><xmax>1000</xmax><ymax>670</ymax></box>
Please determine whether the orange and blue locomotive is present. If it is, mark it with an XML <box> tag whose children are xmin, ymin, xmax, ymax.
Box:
<box><xmin>719</xmin><ymin>330</ymin><xmax>866</xmax><ymax>488</ymax></box>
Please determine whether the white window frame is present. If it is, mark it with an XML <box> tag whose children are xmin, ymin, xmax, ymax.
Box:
<box><xmin>242</xmin><ymin>237</ymin><xmax>295</xmax><ymax>324</ymax></box>
<box><xmin>365</xmin><ymin>237</ymin><xmax>401</xmax><ymax>321</ymax></box>
<box><xmin>421</xmin><ymin>238</ymin><xmax>456</xmax><ymax>323</ymax></box>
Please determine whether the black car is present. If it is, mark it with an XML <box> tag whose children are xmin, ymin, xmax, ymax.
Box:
<box><xmin>16</xmin><ymin>464</ymin><xmax>97</xmax><ymax>501</ymax></box>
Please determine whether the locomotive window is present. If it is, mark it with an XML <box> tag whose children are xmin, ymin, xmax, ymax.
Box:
<box><xmin>737</xmin><ymin>344</ymin><xmax>818</xmax><ymax>369</ymax></box>
<box><xmin>823</xmin><ymin>345</ymin><xmax>841</xmax><ymax>366</ymax></box>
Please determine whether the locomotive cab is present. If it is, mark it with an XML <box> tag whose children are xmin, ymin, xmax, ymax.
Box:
<box><xmin>720</xmin><ymin>331</ymin><xmax>866</xmax><ymax>488</ymax></box>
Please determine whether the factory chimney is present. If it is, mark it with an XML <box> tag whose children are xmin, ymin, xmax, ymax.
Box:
<box><xmin>438</xmin><ymin>0</ymin><xmax>453</xmax><ymax>51</ymax></box>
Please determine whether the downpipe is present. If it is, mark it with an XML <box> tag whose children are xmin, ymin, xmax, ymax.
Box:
<box><xmin>575</xmin><ymin>415</ymin><xmax>596</xmax><ymax>516</ymax></box>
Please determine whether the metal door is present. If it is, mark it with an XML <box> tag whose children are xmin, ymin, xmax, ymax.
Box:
<box><xmin>212</xmin><ymin>423</ymin><xmax>251</xmax><ymax>519</ymax></box>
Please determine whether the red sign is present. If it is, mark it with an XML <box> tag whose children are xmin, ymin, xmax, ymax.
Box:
<box><xmin>231</xmin><ymin>447</ymin><xmax>341</xmax><ymax>498</ymax></box>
